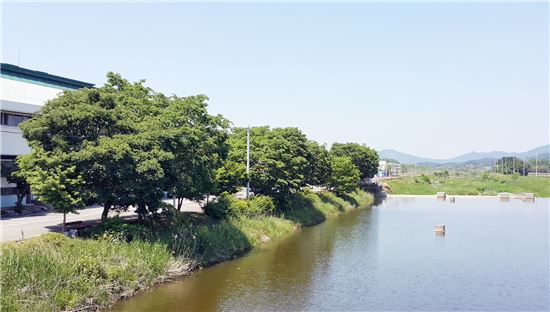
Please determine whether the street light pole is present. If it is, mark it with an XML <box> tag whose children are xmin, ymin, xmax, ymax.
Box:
<box><xmin>246</xmin><ymin>126</ymin><xmax>250</xmax><ymax>199</ymax></box>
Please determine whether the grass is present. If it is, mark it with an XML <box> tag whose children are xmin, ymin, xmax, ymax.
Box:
<box><xmin>283</xmin><ymin>190</ymin><xmax>371</xmax><ymax>226</ymax></box>
<box><xmin>385</xmin><ymin>173</ymin><xmax>550</xmax><ymax>197</ymax></box>
<box><xmin>0</xmin><ymin>189</ymin><xmax>374</xmax><ymax>312</ymax></box>
<box><xmin>0</xmin><ymin>233</ymin><xmax>174</xmax><ymax>312</ymax></box>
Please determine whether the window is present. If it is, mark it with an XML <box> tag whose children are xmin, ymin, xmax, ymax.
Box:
<box><xmin>0</xmin><ymin>112</ymin><xmax>31</xmax><ymax>127</ymax></box>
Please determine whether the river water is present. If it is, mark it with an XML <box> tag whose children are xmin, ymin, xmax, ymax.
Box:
<box><xmin>110</xmin><ymin>196</ymin><xmax>549</xmax><ymax>311</ymax></box>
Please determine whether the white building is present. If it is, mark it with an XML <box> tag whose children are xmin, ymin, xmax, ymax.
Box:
<box><xmin>378</xmin><ymin>160</ymin><xmax>388</xmax><ymax>177</ymax></box>
<box><xmin>377</xmin><ymin>160</ymin><xmax>402</xmax><ymax>177</ymax></box>
<box><xmin>1</xmin><ymin>63</ymin><xmax>93</xmax><ymax>208</ymax></box>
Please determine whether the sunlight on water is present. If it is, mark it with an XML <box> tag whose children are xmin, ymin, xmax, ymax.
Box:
<box><xmin>110</xmin><ymin>197</ymin><xmax>549</xmax><ymax>311</ymax></box>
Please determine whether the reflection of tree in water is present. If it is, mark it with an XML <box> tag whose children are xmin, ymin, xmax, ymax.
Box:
<box><xmin>110</xmin><ymin>207</ymin><xmax>379</xmax><ymax>312</ymax></box>
<box><xmin>301</xmin><ymin>206</ymin><xmax>381</xmax><ymax>310</ymax></box>
<box><xmin>111</xmin><ymin>198</ymin><xmax>550</xmax><ymax>311</ymax></box>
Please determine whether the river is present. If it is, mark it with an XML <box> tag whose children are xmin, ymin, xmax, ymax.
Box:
<box><xmin>110</xmin><ymin>196</ymin><xmax>549</xmax><ymax>311</ymax></box>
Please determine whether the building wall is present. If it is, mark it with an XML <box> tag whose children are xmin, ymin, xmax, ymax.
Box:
<box><xmin>1</xmin><ymin>77</ymin><xmax>66</xmax><ymax>106</ymax></box>
<box><xmin>0</xmin><ymin>67</ymin><xmax>93</xmax><ymax>209</ymax></box>
<box><xmin>1</xmin><ymin>77</ymin><xmax>65</xmax><ymax>157</ymax></box>
<box><xmin>1</xmin><ymin>175</ymin><xmax>18</xmax><ymax>208</ymax></box>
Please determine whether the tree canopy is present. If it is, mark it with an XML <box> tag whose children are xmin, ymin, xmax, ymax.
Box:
<box><xmin>330</xmin><ymin>143</ymin><xmax>379</xmax><ymax>179</ymax></box>
<box><xmin>15</xmin><ymin>72</ymin><xmax>379</xmax><ymax>221</ymax></box>
<box><xmin>496</xmin><ymin>157</ymin><xmax>530</xmax><ymax>176</ymax></box>
<box><xmin>19</xmin><ymin>73</ymin><xmax>229</xmax><ymax>219</ymax></box>
<box><xmin>327</xmin><ymin>156</ymin><xmax>361</xmax><ymax>195</ymax></box>
<box><xmin>223</xmin><ymin>127</ymin><xmax>331</xmax><ymax>199</ymax></box>
<box><xmin>17</xmin><ymin>149</ymin><xmax>85</xmax><ymax>231</ymax></box>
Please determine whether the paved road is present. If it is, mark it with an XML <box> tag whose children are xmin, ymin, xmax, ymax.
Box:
<box><xmin>0</xmin><ymin>199</ymin><xmax>203</xmax><ymax>242</ymax></box>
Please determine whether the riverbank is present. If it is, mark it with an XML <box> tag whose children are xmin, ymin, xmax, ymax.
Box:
<box><xmin>388</xmin><ymin>194</ymin><xmax>498</xmax><ymax>198</ymax></box>
<box><xmin>384</xmin><ymin>174</ymin><xmax>550</xmax><ymax>198</ymax></box>
<box><xmin>109</xmin><ymin>196</ymin><xmax>549</xmax><ymax>312</ymax></box>
<box><xmin>0</xmin><ymin>189</ymin><xmax>374</xmax><ymax>312</ymax></box>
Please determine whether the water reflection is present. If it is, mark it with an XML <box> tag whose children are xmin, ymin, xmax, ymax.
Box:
<box><xmin>110</xmin><ymin>197</ymin><xmax>549</xmax><ymax>312</ymax></box>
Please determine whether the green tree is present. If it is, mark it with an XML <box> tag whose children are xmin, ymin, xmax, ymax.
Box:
<box><xmin>0</xmin><ymin>161</ymin><xmax>30</xmax><ymax>213</ymax></box>
<box><xmin>327</xmin><ymin>156</ymin><xmax>360</xmax><ymax>195</ymax></box>
<box><xmin>20</xmin><ymin>73</ymin><xmax>228</xmax><ymax>220</ymax></box>
<box><xmin>214</xmin><ymin>160</ymin><xmax>247</xmax><ymax>194</ymax></box>
<box><xmin>496</xmin><ymin>157</ymin><xmax>530</xmax><ymax>176</ymax></box>
<box><xmin>153</xmin><ymin>95</ymin><xmax>230</xmax><ymax>209</ymax></box>
<box><xmin>224</xmin><ymin>127</ymin><xmax>326</xmax><ymax>199</ymax></box>
<box><xmin>526</xmin><ymin>156</ymin><xmax>549</xmax><ymax>173</ymax></box>
<box><xmin>16</xmin><ymin>149</ymin><xmax>85</xmax><ymax>232</ymax></box>
<box><xmin>304</xmin><ymin>140</ymin><xmax>331</xmax><ymax>186</ymax></box>
<box><xmin>330</xmin><ymin>143</ymin><xmax>379</xmax><ymax>180</ymax></box>
<box><xmin>22</xmin><ymin>74</ymin><xmax>172</xmax><ymax>219</ymax></box>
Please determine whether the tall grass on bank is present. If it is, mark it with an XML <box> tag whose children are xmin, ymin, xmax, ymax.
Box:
<box><xmin>0</xmin><ymin>234</ymin><xmax>173</xmax><ymax>312</ymax></box>
<box><xmin>386</xmin><ymin>173</ymin><xmax>550</xmax><ymax>197</ymax></box>
<box><xmin>0</xmin><ymin>189</ymin><xmax>374</xmax><ymax>312</ymax></box>
<box><xmin>282</xmin><ymin>190</ymin><xmax>372</xmax><ymax>226</ymax></box>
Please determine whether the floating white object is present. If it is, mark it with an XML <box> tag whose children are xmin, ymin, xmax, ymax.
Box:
<box><xmin>436</xmin><ymin>192</ymin><xmax>446</xmax><ymax>199</ymax></box>
<box><xmin>497</xmin><ymin>192</ymin><xmax>510</xmax><ymax>201</ymax></box>
<box><xmin>449</xmin><ymin>197</ymin><xmax>455</xmax><ymax>203</ymax></box>
<box><xmin>434</xmin><ymin>225</ymin><xmax>446</xmax><ymax>233</ymax></box>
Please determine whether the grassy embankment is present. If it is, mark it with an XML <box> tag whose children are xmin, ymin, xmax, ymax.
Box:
<box><xmin>0</xmin><ymin>189</ymin><xmax>373</xmax><ymax>312</ymax></box>
<box><xmin>385</xmin><ymin>173</ymin><xmax>550</xmax><ymax>198</ymax></box>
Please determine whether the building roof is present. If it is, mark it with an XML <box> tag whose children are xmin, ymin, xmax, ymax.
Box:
<box><xmin>1</xmin><ymin>63</ymin><xmax>94</xmax><ymax>90</ymax></box>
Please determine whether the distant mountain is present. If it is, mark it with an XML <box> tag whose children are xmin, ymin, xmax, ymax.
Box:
<box><xmin>427</xmin><ymin>158</ymin><xmax>501</xmax><ymax>169</ymax></box>
<box><xmin>379</xmin><ymin>144</ymin><xmax>550</xmax><ymax>165</ymax></box>
<box><xmin>378</xmin><ymin>149</ymin><xmax>438</xmax><ymax>164</ymax></box>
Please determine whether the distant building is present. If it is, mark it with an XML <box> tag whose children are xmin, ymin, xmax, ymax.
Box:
<box><xmin>1</xmin><ymin>63</ymin><xmax>93</xmax><ymax>208</ymax></box>
<box><xmin>378</xmin><ymin>160</ymin><xmax>388</xmax><ymax>177</ymax></box>
<box><xmin>389</xmin><ymin>163</ymin><xmax>402</xmax><ymax>176</ymax></box>
<box><xmin>377</xmin><ymin>160</ymin><xmax>401</xmax><ymax>177</ymax></box>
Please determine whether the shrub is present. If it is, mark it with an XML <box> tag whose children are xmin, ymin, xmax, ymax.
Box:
<box><xmin>80</xmin><ymin>217</ymin><xmax>150</xmax><ymax>242</ymax></box>
<box><xmin>204</xmin><ymin>193</ymin><xmax>275</xmax><ymax>219</ymax></box>
<box><xmin>419</xmin><ymin>174</ymin><xmax>431</xmax><ymax>184</ymax></box>
<box><xmin>238</xmin><ymin>195</ymin><xmax>275</xmax><ymax>217</ymax></box>
<box><xmin>203</xmin><ymin>193</ymin><xmax>232</xmax><ymax>219</ymax></box>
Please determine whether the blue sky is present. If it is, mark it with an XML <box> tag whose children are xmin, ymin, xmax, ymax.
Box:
<box><xmin>2</xmin><ymin>3</ymin><xmax>548</xmax><ymax>158</ymax></box>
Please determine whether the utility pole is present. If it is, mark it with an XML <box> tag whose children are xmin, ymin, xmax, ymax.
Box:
<box><xmin>246</xmin><ymin>126</ymin><xmax>250</xmax><ymax>199</ymax></box>
<box><xmin>513</xmin><ymin>157</ymin><xmax>516</xmax><ymax>174</ymax></box>
<box><xmin>522</xmin><ymin>157</ymin><xmax>525</xmax><ymax>176</ymax></box>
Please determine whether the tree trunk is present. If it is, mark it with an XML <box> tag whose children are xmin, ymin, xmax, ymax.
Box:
<box><xmin>136</xmin><ymin>203</ymin><xmax>147</xmax><ymax>220</ymax></box>
<box><xmin>101</xmin><ymin>203</ymin><xmax>110</xmax><ymax>221</ymax></box>
<box><xmin>14</xmin><ymin>193</ymin><xmax>24</xmax><ymax>214</ymax></box>
<box><xmin>16</xmin><ymin>193</ymin><xmax>23</xmax><ymax>208</ymax></box>
<box><xmin>177</xmin><ymin>198</ymin><xmax>183</xmax><ymax>211</ymax></box>
<box><xmin>62</xmin><ymin>212</ymin><xmax>66</xmax><ymax>233</ymax></box>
